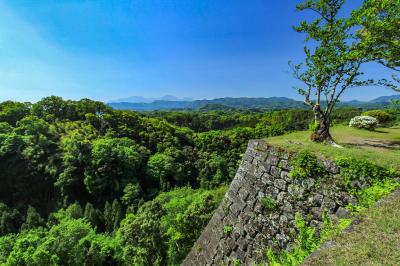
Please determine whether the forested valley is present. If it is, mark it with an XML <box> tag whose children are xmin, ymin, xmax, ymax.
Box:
<box><xmin>0</xmin><ymin>96</ymin><xmax>371</xmax><ymax>265</ymax></box>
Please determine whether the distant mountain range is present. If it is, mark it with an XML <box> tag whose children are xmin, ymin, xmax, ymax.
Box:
<box><xmin>369</xmin><ymin>94</ymin><xmax>400</xmax><ymax>103</ymax></box>
<box><xmin>108</xmin><ymin>95</ymin><xmax>194</xmax><ymax>103</ymax></box>
<box><xmin>108</xmin><ymin>95</ymin><xmax>400</xmax><ymax>111</ymax></box>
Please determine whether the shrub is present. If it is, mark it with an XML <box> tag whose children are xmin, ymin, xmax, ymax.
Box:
<box><xmin>335</xmin><ymin>157</ymin><xmax>397</xmax><ymax>189</ymax></box>
<box><xmin>289</xmin><ymin>150</ymin><xmax>326</xmax><ymax>179</ymax></box>
<box><xmin>266</xmin><ymin>213</ymin><xmax>351</xmax><ymax>265</ymax></box>
<box><xmin>347</xmin><ymin>179</ymin><xmax>400</xmax><ymax>212</ymax></box>
<box><xmin>349</xmin><ymin>116</ymin><xmax>378</xmax><ymax>130</ymax></box>
<box><xmin>362</xmin><ymin>110</ymin><xmax>391</xmax><ymax>124</ymax></box>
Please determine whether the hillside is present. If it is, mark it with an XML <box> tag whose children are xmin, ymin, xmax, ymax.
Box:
<box><xmin>303</xmin><ymin>189</ymin><xmax>400</xmax><ymax>265</ymax></box>
<box><xmin>183</xmin><ymin>124</ymin><xmax>400</xmax><ymax>265</ymax></box>
<box><xmin>0</xmin><ymin>96</ymin><xmax>399</xmax><ymax>265</ymax></box>
<box><xmin>266</xmin><ymin>125</ymin><xmax>400</xmax><ymax>265</ymax></box>
<box><xmin>267</xmin><ymin>125</ymin><xmax>400</xmax><ymax>170</ymax></box>
<box><xmin>2</xmin><ymin>96</ymin><xmax>352</xmax><ymax>265</ymax></box>
<box><xmin>370</xmin><ymin>94</ymin><xmax>400</xmax><ymax>103</ymax></box>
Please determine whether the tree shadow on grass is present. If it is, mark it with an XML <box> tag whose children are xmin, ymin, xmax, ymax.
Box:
<box><xmin>345</xmin><ymin>141</ymin><xmax>400</xmax><ymax>150</ymax></box>
<box><xmin>373</xmin><ymin>129</ymin><xmax>389</xmax><ymax>133</ymax></box>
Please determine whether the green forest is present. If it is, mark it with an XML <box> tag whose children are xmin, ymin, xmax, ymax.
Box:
<box><xmin>0</xmin><ymin>0</ymin><xmax>399</xmax><ymax>264</ymax></box>
<box><xmin>0</xmin><ymin>96</ymin><xmax>377</xmax><ymax>265</ymax></box>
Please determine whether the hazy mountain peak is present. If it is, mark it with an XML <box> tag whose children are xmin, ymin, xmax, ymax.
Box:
<box><xmin>370</xmin><ymin>95</ymin><xmax>400</xmax><ymax>103</ymax></box>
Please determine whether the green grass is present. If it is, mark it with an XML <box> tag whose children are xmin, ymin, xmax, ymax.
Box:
<box><xmin>302</xmin><ymin>189</ymin><xmax>400</xmax><ymax>266</ymax></box>
<box><xmin>266</xmin><ymin>125</ymin><xmax>400</xmax><ymax>170</ymax></box>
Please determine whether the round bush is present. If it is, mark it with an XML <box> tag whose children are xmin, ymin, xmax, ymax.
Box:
<box><xmin>362</xmin><ymin>110</ymin><xmax>390</xmax><ymax>124</ymax></box>
<box><xmin>349</xmin><ymin>116</ymin><xmax>378</xmax><ymax>130</ymax></box>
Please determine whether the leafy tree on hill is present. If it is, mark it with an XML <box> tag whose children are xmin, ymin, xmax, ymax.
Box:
<box><xmin>118</xmin><ymin>201</ymin><xmax>167</xmax><ymax>266</ymax></box>
<box><xmin>0</xmin><ymin>203</ymin><xmax>23</xmax><ymax>235</ymax></box>
<box><xmin>0</xmin><ymin>116</ymin><xmax>60</xmax><ymax>212</ymax></box>
<box><xmin>32</xmin><ymin>96</ymin><xmax>111</xmax><ymax>122</ymax></box>
<box><xmin>84</xmin><ymin>137</ymin><xmax>148</xmax><ymax>203</ymax></box>
<box><xmin>0</xmin><ymin>101</ymin><xmax>31</xmax><ymax>126</ymax></box>
<box><xmin>56</xmin><ymin>122</ymin><xmax>97</xmax><ymax>205</ymax></box>
<box><xmin>121</xmin><ymin>183</ymin><xmax>143</xmax><ymax>209</ymax></box>
<box><xmin>291</xmin><ymin>0</ymin><xmax>382</xmax><ymax>144</ymax></box>
<box><xmin>165</xmin><ymin>192</ymin><xmax>219</xmax><ymax>264</ymax></box>
<box><xmin>352</xmin><ymin>0</ymin><xmax>399</xmax><ymax>71</ymax></box>
<box><xmin>352</xmin><ymin>0</ymin><xmax>400</xmax><ymax>92</ymax></box>
<box><xmin>21</xmin><ymin>206</ymin><xmax>45</xmax><ymax>231</ymax></box>
<box><xmin>351</xmin><ymin>0</ymin><xmax>400</xmax><ymax>92</ymax></box>
<box><xmin>83</xmin><ymin>202</ymin><xmax>103</xmax><ymax>231</ymax></box>
<box><xmin>147</xmin><ymin>152</ymin><xmax>176</xmax><ymax>191</ymax></box>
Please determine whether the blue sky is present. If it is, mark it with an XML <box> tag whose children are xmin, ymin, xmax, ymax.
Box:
<box><xmin>0</xmin><ymin>0</ymin><xmax>395</xmax><ymax>102</ymax></box>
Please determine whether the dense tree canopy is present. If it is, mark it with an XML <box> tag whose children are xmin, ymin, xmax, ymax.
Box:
<box><xmin>352</xmin><ymin>0</ymin><xmax>400</xmax><ymax>92</ymax></box>
<box><xmin>0</xmin><ymin>93</ymin><xmax>383</xmax><ymax>265</ymax></box>
<box><xmin>353</xmin><ymin>0</ymin><xmax>400</xmax><ymax>71</ymax></box>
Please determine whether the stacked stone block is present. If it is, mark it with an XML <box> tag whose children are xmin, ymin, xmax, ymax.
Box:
<box><xmin>183</xmin><ymin>140</ymin><xmax>357</xmax><ymax>266</ymax></box>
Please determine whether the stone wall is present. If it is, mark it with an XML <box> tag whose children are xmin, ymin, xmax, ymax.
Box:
<box><xmin>182</xmin><ymin>140</ymin><xmax>357</xmax><ymax>266</ymax></box>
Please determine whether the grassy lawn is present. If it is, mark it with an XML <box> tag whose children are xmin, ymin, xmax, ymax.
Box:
<box><xmin>266</xmin><ymin>125</ymin><xmax>400</xmax><ymax>170</ymax></box>
<box><xmin>302</xmin><ymin>189</ymin><xmax>400</xmax><ymax>266</ymax></box>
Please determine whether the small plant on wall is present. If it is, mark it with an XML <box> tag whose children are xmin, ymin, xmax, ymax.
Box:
<box><xmin>223</xmin><ymin>225</ymin><xmax>233</xmax><ymax>235</ymax></box>
<box><xmin>261</xmin><ymin>197</ymin><xmax>277</xmax><ymax>210</ymax></box>
<box><xmin>289</xmin><ymin>150</ymin><xmax>326</xmax><ymax>179</ymax></box>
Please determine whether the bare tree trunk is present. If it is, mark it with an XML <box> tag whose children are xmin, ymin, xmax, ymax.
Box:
<box><xmin>310</xmin><ymin>105</ymin><xmax>337</xmax><ymax>145</ymax></box>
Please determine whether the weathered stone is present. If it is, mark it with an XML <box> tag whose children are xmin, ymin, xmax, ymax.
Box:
<box><xmin>310</xmin><ymin>207</ymin><xmax>323</xmax><ymax>220</ymax></box>
<box><xmin>242</xmin><ymin>154</ymin><xmax>254</xmax><ymax>164</ymax></box>
<box><xmin>261</xmin><ymin>173</ymin><xmax>274</xmax><ymax>185</ymax></box>
<box><xmin>254</xmin><ymin>167</ymin><xmax>265</xmax><ymax>179</ymax></box>
<box><xmin>265</xmin><ymin>186</ymin><xmax>280</xmax><ymax>198</ymax></box>
<box><xmin>323</xmin><ymin>160</ymin><xmax>340</xmax><ymax>174</ymax></box>
<box><xmin>279</xmin><ymin>159</ymin><xmax>290</xmax><ymax>170</ymax></box>
<box><xmin>253</xmin><ymin>152</ymin><xmax>268</xmax><ymax>163</ymax></box>
<box><xmin>270</xmin><ymin>166</ymin><xmax>281</xmax><ymax>178</ymax></box>
<box><xmin>283</xmin><ymin>202</ymin><xmax>293</xmax><ymax>212</ymax></box>
<box><xmin>350</xmin><ymin>180</ymin><xmax>363</xmax><ymax>190</ymax></box>
<box><xmin>305</xmin><ymin>178</ymin><xmax>315</xmax><ymax>189</ymax></box>
<box><xmin>279</xmin><ymin>215</ymin><xmax>288</xmax><ymax>227</ymax></box>
<box><xmin>322</xmin><ymin>198</ymin><xmax>337</xmax><ymax>211</ymax></box>
<box><xmin>238</xmin><ymin>188</ymin><xmax>250</xmax><ymax>202</ymax></box>
<box><xmin>310</xmin><ymin>220</ymin><xmax>323</xmax><ymax>229</ymax></box>
<box><xmin>276</xmin><ymin>233</ymin><xmax>289</xmax><ymax>247</ymax></box>
<box><xmin>254</xmin><ymin>203</ymin><xmax>263</xmax><ymax>214</ymax></box>
<box><xmin>280</xmin><ymin>170</ymin><xmax>291</xmax><ymax>182</ymax></box>
<box><xmin>229</xmin><ymin>201</ymin><xmax>245</xmax><ymax>216</ymax></box>
<box><xmin>266</xmin><ymin>154</ymin><xmax>279</xmax><ymax>166</ymax></box>
<box><xmin>288</xmin><ymin>184</ymin><xmax>304</xmax><ymax>199</ymax></box>
<box><xmin>274</xmin><ymin>178</ymin><xmax>287</xmax><ymax>191</ymax></box>
<box><xmin>229</xmin><ymin>179</ymin><xmax>242</xmax><ymax>193</ymax></box>
<box><xmin>277</xmin><ymin>191</ymin><xmax>288</xmax><ymax>203</ymax></box>
<box><xmin>259</xmin><ymin>161</ymin><xmax>271</xmax><ymax>173</ymax></box>
<box><xmin>308</xmin><ymin>193</ymin><xmax>324</xmax><ymax>206</ymax></box>
<box><xmin>335</xmin><ymin>207</ymin><xmax>350</xmax><ymax>218</ymax></box>
<box><xmin>232</xmin><ymin>232</ymin><xmax>240</xmax><ymax>241</ymax></box>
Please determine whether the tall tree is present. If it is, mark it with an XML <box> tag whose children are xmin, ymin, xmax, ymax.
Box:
<box><xmin>353</xmin><ymin>0</ymin><xmax>400</xmax><ymax>71</ymax></box>
<box><xmin>292</xmin><ymin>0</ymin><xmax>374</xmax><ymax>144</ymax></box>
<box><xmin>21</xmin><ymin>206</ymin><xmax>45</xmax><ymax>231</ymax></box>
<box><xmin>352</xmin><ymin>0</ymin><xmax>400</xmax><ymax>91</ymax></box>
<box><xmin>118</xmin><ymin>201</ymin><xmax>167</xmax><ymax>266</ymax></box>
